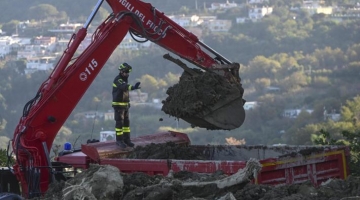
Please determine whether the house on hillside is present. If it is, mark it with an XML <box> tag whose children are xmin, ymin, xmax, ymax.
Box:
<box><xmin>104</xmin><ymin>111</ymin><xmax>114</xmax><ymax>121</ymax></box>
<box><xmin>168</xmin><ymin>15</ymin><xmax>203</xmax><ymax>27</ymax></box>
<box><xmin>0</xmin><ymin>36</ymin><xmax>13</xmax><ymax>58</ymax></box>
<box><xmin>244</xmin><ymin>101</ymin><xmax>259</xmax><ymax>110</ymax></box>
<box><xmin>25</xmin><ymin>56</ymin><xmax>56</xmax><ymax>74</ymax></box>
<box><xmin>201</xmin><ymin>19</ymin><xmax>232</xmax><ymax>32</ymax></box>
<box><xmin>209</xmin><ymin>1</ymin><xmax>238</xmax><ymax>11</ymax></box>
<box><xmin>18</xmin><ymin>45</ymin><xmax>46</xmax><ymax>59</ymax></box>
<box><xmin>264</xmin><ymin>86</ymin><xmax>280</xmax><ymax>93</ymax></box>
<box><xmin>48</xmin><ymin>23</ymin><xmax>82</xmax><ymax>34</ymax></box>
<box><xmin>249</xmin><ymin>7</ymin><xmax>273</xmax><ymax>20</ymax></box>
<box><xmin>248</xmin><ymin>0</ymin><xmax>268</xmax><ymax>4</ymax></box>
<box><xmin>129</xmin><ymin>91</ymin><xmax>148</xmax><ymax>103</ymax></box>
<box><xmin>323</xmin><ymin>109</ymin><xmax>341</xmax><ymax>121</ymax></box>
<box><xmin>290</xmin><ymin>0</ymin><xmax>332</xmax><ymax>16</ymax></box>
<box><xmin>283</xmin><ymin>109</ymin><xmax>313</xmax><ymax>119</ymax></box>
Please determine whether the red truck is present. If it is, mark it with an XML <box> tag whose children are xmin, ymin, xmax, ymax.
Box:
<box><xmin>0</xmin><ymin>131</ymin><xmax>350</xmax><ymax>198</ymax></box>
<box><xmin>0</xmin><ymin>0</ymin><xmax>350</xmax><ymax>199</ymax></box>
<box><xmin>56</xmin><ymin>131</ymin><xmax>350</xmax><ymax>187</ymax></box>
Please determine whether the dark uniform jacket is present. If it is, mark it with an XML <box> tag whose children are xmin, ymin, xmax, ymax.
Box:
<box><xmin>112</xmin><ymin>74</ymin><xmax>131</xmax><ymax>107</ymax></box>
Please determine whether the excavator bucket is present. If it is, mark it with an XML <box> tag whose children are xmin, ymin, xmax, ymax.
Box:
<box><xmin>162</xmin><ymin>62</ymin><xmax>246</xmax><ymax>130</ymax></box>
<box><xmin>181</xmin><ymin>92</ymin><xmax>245</xmax><ymax>130</ymax></box>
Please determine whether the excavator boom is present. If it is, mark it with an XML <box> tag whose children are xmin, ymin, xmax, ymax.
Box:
<box><xmin>10</xmin><ymin>0</ymin><xmax>245</xmax><ymax>197</ymax></box>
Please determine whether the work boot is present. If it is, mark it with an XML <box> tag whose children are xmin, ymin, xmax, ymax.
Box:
<box><xmin>116</xmin><ymin>135</ymin><xmax>127</xmax><ymax>148</ymax></box>
<box><xmin>123</xmin><ymin>132</ymin><xmax>134</xmax><ymax>147</ymax></box>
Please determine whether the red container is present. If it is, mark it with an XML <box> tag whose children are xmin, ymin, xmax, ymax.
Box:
<box><xmin>57</xmin><ymin>132</ymin><xmax>350</xmax><ymax>187</ymax></box>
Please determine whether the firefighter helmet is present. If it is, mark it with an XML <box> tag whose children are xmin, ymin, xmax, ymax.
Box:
<box><xmin>118</xmin><ymin>63</ymin><xmax>132</xmax><ymax>73</ymax></box>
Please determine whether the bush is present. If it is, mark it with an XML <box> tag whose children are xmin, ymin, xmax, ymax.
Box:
<box><xmin>314</xmin><ymin>129</ymin><xmax>360</xmax><ymax>175</ymax></box>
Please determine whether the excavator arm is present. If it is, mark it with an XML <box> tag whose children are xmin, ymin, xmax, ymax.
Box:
<box><xmin>11</xmin><ymin>0</ymin><xmax>245</xmax><ymax>198</ymax></box>
<box><xmin>109</xmin><ymin>0</ymin><xmax>231</xmax><ymax>69</ymax></box>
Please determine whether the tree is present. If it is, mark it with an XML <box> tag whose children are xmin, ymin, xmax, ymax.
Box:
<box><xmin>139</xmin><ymin>74</ymin><xmax>159</xmax><ymax>97</ymax></box>
<box><xmin>286</xmin><ymin>123</ymin><xmax>320</xmax><ymax>145</ymax></box>
<box><xmin>1</xmin><ymin>20</ymin><xmax>20</xmax><ymax>36</ymax></box>
<box><xmin>179</xmin><ymin>6</ymin><xmax>190</xmax><ymax>15</ymax></box>
<box><xmin>254</xmin><ymin>78</ymin><xmax>271</xmax><ymax>91</ymax></box>
<box><xmin>313</xmin><ymin>47</ymin><xmax>346</xmax><ymax>69</ymax></box>
<box><xmin>341</xmin><ymin>96</ymin><xmax>360</xmax><ymax>125</ymax></box>
<box><xmin>164</xmin><ymin>72</ymin><xmax>180</xmax><ymax>86</ymax></box>
<box><xmin>278</xmin><ymin>71</ymin><xmax>308</xmax><ymax>92</ymax></box>
<box><xmin>0</xmin><ymin>93</ymin><xmax>6</xmax><ymax>135</ymax></box>
<box><xmin>28</xmin><ymin>4</ymin><xmax>59</xmax><ymax>21</ymax></box>
<box><xmin>246</xmin><ymin>56</ymin><xmax>281</xmax><ymax>80</ymax></box>
<box><xmin>95</xmin><ymin>7</ymin><xmax>110</xmax><ymax>23</ymax></box>
<box><xmin>0</xmin><ymin>148</ymin><xmax>14</xmax><ymax>166</ymax></box>
<box><xmin>346</xmin><ymin>44</ymin><xmax>360</xmax><ymax>63</ymax></box>
<box><xmin>313</xmin><ymin>129</ymin><xmax>360</xmax><ymax>175</ymax></box>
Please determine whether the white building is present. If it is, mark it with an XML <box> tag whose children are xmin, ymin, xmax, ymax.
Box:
<box><xmin>202</xmin><ymin>19</ymin><xmax>232</xmax><ymax>32</ymax></box>
<box><xmin>209</xmin><ymin>1</ymin><xmax>238</xmax><ymax>11</ymax></box>
<box><xmin>17</xmin><ymin>50</ymin><xmax>37</xmax><ymax>60</ymax></box>
<box><xmin>248</xmin><ymin>0</ymin><xmax>267</xmax><ymax>4</ymax></box>
<box><xmin>169</xmin><ymin>15</ymin><xmax>203</xmax><ymax>27</ymax></box>
<box><xmin>119</xmin><ymin>38</ymin><xmax>140</xmax><ymax>50</ymax></box>
<box><xmin>118</xmin><ymin>33</ymin><xmax>151</xmax><ymax>50</ymax></box>
<box><xmin>25</xmin><ymin>56</ymin><xmax>56</xmax><ymax>74</ymax></box>
<box><xmin>17</xmin><ymin>45</ymin><xmax>46</xmax><ymax>60</ymax></box>
<box><xmin>283</xmin><ymin>109</ymin><xmax>313</xmax><ymax>119</ymax></box>
<box><xmin>249</xmin><ymin>7</ymin><xmax>273</xmax><ymax>20</ymax></box>
<box><xmin>0</xmin><ymin>36</ymin><xmax>14</xmax><ymax>58</ymax></box>
<box><xmin>129</xmin><ymin>91</ymin><xmax>148</xmax><ymax>103</ymax></box>
<box><xmin>100</xmin><ymin>131</ymin><xmax>115</xmax><ymax>142</ymax></box>
<box><xmin>303</xmin><ymin>0</ymin><xmax>325</xmax><ymax>7</ymax></box>
<box><xmin>244</xmin><ymin>101</ymin><xmax>259</xmax><ymax>110</ymax></box>
<box><xmin>236</xmin><ymin>17</ymin><xmax>247</xmax><ymax>23</ymax></box>
<box><xmin>48</xmin><ymin>23</ymin><xmax>83</xmax><ymax>34</ymax></box>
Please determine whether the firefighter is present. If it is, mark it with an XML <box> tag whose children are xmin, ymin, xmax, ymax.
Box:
<box><xmin>112</xmin><ymin>63</ymin><xmax>141</xmax><ymax>148</ymax></box>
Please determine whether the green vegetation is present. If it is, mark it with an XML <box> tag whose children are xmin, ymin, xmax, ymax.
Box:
<box><xmin>0</xmin><ymin>148</ymin><xmax>14</xmax><ymax>166</ymax></box>
<box><xmin>0</xmin><ymin>0</ymin><xmax>360</xmax><ymax>151</ymax></box>
<box><xmin>313</xmin><ymin>129</ymin><xmax>360</xmax><ymax>175</ymax></box>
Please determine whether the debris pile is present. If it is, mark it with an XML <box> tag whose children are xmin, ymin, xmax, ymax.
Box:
<box><xmin>43</xmin><ymin>165</ymin><xmax>360</xmax><ymax>200</ymax></box>
<box><xmin>40</xmin><ymin>142</ymin><xmax>360</xmax><ymax>200</ymax></box>
<box><xmin>43</xmin><ymin>158</ymin><xmax>261</xmax><ymax>200</ymax></box>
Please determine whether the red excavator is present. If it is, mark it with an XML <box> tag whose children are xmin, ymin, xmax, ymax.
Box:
<box><xmin>5</xmin><ymin>0</ymin><xmax>246</xmax><ymax>198</ymax></box>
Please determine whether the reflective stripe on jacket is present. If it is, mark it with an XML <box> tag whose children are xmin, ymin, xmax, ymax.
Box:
<box><xmin>112</xmin><ymin>74</ymin><xmax>130</xmax><ymax>106</ymax></box>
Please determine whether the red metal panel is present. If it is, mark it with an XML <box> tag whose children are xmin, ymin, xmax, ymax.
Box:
<box><xmin>258</xmin><ymin>149</ymin><xmax>349</xmax><ymax>187</ymax></box>
<box><xmin>55</xmin><ymin>152</ymin><xmax>91</xmax><ymax>169</ymax></box>
<box><xmin>170</xmin><ymin>160</ymin><xmax>247</xmax><ymax>175</ymax></box>
<box><xmin>81</xmin><ymin>131</ymin><xmax>191</xmax><ymax>162</ymax></box>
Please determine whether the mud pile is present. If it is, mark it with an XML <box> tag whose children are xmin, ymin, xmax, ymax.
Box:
<box><xmin>126</xmin><ymin>142</ymin><xmax>208</xmax><ymax>160</ymax></box>
<box><xmin>161</xmin><ymin>70</ymin><xmax>245</xmax><ymax>130</ymax></box>
<box><xmin>162</xmin><ymin>69</ymin><xmax>236</xmax><ymax>118</ymax></box>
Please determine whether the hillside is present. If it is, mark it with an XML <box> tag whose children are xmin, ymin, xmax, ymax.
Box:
<box><xmin>1</xmin><ymin>0</ymin><xmax>244</xmax><ymax>23</ymax></box>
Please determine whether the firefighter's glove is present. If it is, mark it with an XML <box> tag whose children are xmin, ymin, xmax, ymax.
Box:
<box><xmin>131</xmin><ymin>82</ymin><xmax>141</xmax><ymax>90</ymax></box>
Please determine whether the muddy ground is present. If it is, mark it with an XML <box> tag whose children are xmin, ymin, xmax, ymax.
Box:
<box><xmin>40</xmin><ymin>143</ymin><xmax>360</xmax><ymax>200</ymax></box>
